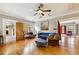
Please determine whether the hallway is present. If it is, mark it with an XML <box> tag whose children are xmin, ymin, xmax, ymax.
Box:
<box><xmin>0</xmin><ymin>35</ymin><xmax>79</xmax><ymax>55</ymax></box>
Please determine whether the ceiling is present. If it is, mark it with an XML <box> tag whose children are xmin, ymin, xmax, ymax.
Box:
<box><xmin>0</xmin><ymin>3</ymin><xmax>78</xmax><ymax>22</ymax></box>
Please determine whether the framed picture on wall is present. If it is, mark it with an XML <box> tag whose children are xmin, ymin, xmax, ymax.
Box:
<box><xmin>41</xmin><ymin>21</ymin><xmax>49</xmax><ymax>30</ymax></box>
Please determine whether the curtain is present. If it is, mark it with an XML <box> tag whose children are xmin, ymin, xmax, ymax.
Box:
<box><xmin>57</xmin><ymin>20</ymin><xmax>61</xmax><ymax>35</ymax></box>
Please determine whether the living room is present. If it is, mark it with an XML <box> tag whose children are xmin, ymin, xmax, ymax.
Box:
<box><xmin>0</xmin><ymin>3</ymin><xmax>79</xmax><ymax>55</ymax></box>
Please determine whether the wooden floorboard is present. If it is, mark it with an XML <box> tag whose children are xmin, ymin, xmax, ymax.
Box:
<box><xmin>0</xmin><ymin>35</ymin><xmax>79</xmax><ymax>55</ymax></box>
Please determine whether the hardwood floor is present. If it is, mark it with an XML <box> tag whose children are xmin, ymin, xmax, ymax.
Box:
<box><xmin>0</xmin><ymin>35</ymin><xmax>79</xmax><ymax>55</ymax></box>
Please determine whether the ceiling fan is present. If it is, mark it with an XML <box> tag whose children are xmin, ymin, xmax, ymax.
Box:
<box><xmin>34</xmin><ymin>4</ymin><xmax>51</xmax><ymax>16</ymax></box>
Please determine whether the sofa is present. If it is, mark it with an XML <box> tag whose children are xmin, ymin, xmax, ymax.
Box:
<box><xmin>24</xmin><ymin>32</ymin><xmax>36</xmax><ymax>39</ymax></box>
<box><xmin>48</xmin><ymin>33</ymin><xmax>61</xmax><ymax>46</ymax></box>
<box><xmin>35</xmin><ymin>32</ymin><xmax>56</xmax><ymax>47</ymax></box>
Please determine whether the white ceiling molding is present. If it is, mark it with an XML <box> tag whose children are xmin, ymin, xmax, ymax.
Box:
<box><xmin>60</xmin><ymin>17</ymin><xmax>79</xmax><ymax>24</ymax></box>
<box><xmin>0</xmin><ymin>14</ymin><xmax>33</xmax><ymax>23</ymax></box>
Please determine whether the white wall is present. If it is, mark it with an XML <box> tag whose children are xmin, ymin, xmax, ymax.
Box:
<box><xmin>34</xmin><ymin>22</ymin><xmax>41</xmax><ymax>33</ymax></box>
<box><xmin>0</xmin><ymin>17</ymin><xmax>2</xmax><ymax>35</ymax></box>
<box><xmin>2</xmin><ymin>18</ymin><xmax>16</xmax><ymax>43</ymax></box>
<box><xmin>33</xmin><ymin>20</ymin><xmax>58</xmax><ymax>33</ymax></box>
<box><xmin>49</xmin><ymin>20</ymin><xmax>58</xmax><ymax>33</ymax></box>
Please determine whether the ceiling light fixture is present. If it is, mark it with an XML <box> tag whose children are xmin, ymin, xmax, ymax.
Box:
<box><xmin>34</xmin><ymin>4</ymin><xmax>52</xmax><ymax>18</ymax></box>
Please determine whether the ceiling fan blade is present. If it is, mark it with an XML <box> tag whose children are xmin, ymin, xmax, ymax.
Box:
<box><xmin>41</xmin><ymin>13</ymin><xmax>44</xmax><ymax>16</ymax></box>
<box><xmin>34</xmin><ymin>13</ymin><xmax>37</xmax><ymax>16</ymax></box>
<box><xmin>42</xmin><ymin>10</ymin><xmax>51</xmax><ymax>12</ymax></box>
<box><xmin>34</xmin><ymin>9</ymin><xmax>39</xmax><ymax>11</ymax></box>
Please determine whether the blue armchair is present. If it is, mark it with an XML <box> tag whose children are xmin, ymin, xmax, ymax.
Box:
<box><xmin>35</xmin><ymin>32</ymin><xmax>56</xmax><ymax>47</ymax></box>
